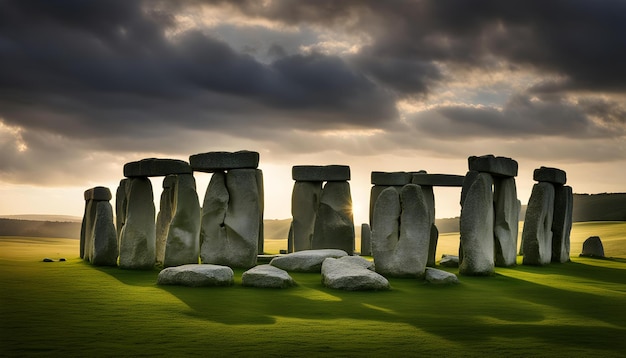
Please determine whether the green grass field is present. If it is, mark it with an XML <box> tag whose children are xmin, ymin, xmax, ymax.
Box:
<box><xmin>1</xmin><ymin>222</ymin><xmax>625</xmax><ymax>357</ymax></box>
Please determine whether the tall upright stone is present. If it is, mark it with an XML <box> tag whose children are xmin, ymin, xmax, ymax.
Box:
<box><xmin>89</xmin><ymin>200</ymin><xmax>118</xmax><ymax>266</ymax></box>
<box><xmin>256</xmin><ymin>169</ymin><xmax>265</xmax><ymax>255</ymax></box>
<box><xmin>291</xmin><ymin>181</ymin><xmax>322</xmax><ymax>251</ymax></box>
<box><xmin>118</xmin><ymin>177</ymin><xmax>156</xmax><ymax>269</ymax></box>
<box><xmin>115</xmin><ymin>179</ymin><xmax>130</xmax><ymax>244</ymax></box>
<box><xmin>156</xmin><ymin>175</ymin><xmax>176</xmax><ymax>265</ymax></box>
<box><xmin>369</xmin><ymin>171</ymin><xmax>413</xmax><ymax>225</ymax></box>
<box><xmin>163</xmin><ymin>174</ymin><xmax>201</xmax><ymax>267</ymax></box>
<box><xmin>552</xmin><ymin>185</ymin><xmax>573</xmax><ymax>263</ymax></box>
<box><xmin>459</xmin><ymin>172</ymin><xmax>495</xmax><ymax>276</ymax></box>
<box><xmin>312</xmin><ymin>181</ymin><xmax>355</xmax><ymax>254</ymax></box>
<box><xmin>493</xmin><ymin>177</ymin><xmax>519</xmax><ymax>267</ymax></box>
<box><xmin>371</xmin><ymin>185</ymin><xmax>430</xmax><ymax>278</ymax></box>
<box><xmin>522</xmin><ymin>182</ymin><xmax>555</xmax><ymax>266</ymax></box>
<box><xmin>360</xmin><ymin>223</ymin><xmax>371</xmax><ymax>256</ymax></box>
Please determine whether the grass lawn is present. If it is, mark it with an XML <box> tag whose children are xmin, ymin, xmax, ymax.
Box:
<box><xmin>1</xmin><ymin>222</ymin><xmax>625</xmax><ymax>357</ymax></box>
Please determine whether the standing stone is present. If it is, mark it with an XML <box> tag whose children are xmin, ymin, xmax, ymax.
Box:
<box><xmin>460</xmin><ymin>170</ymin><xmax>480</xmax><ymax>206</ymax></box>
<box><xmin>89</xmin><ymin>201</ymin><xmax>118</xmax><ymax>266</ymax></box>
<box><xmin>163</xmin><ymin>174</ymin><xmax>201</xmax><ymax>267</ymax></box>
<box><xmin>115</xmin><ymin>178</ymin><xmax>130</xmax><ymax>242</ymax></box>
<box><xmin>369</xmin><ymin>171</ymin><xmax>412</xmax><ymax>226</ymax></box>
<box><xmin>552</xmin><ymin>185</ymin><xmax>573</xmax><ymax>263</ymax></box>
<box><xmin>80</xmin><ymin>200</ymin><xmax>88</xmax><ymax>259</ymax></box>
<box><xmin>287</xmin><ymin>221</ymin><xmax>294</xmax><ymax>253</ymax></box>
<box><xmin>361</xmin><ymin>223</ymin><xmax>371</xmax><ymax>256</ymax></box>
<box><xmin>256</xmin><ymin>169</ymin><xmax>265</xmax><ymax>255</ymax></box>
<box><xmin>493</xmin><ymin>177</ymin><xmax>519</xmax><ymax>267</ymax></box>
<box><xmin>156</xmin><ymin>175</ymin><xmax>176</xmax><ymax>265</ymax></box>
<box><xmin>522</xmin><ymin>182</ymin><xmax>555</xmax><ymax>266</ymax></box>
<box><xmin>118</xmin><ymin>177</ymin><xmax>156</xmax><ymax>269</ymax></box>
<box><xmin>420</xmin><ymin>185</ymin><xmax>437</xmax><ymax>267</ymax></box>
<box><xmin>459</xmin><ymin>172</ymin><xmax>495</xmax><ymax>276</ymax></box>
<box><xmin>580</xmin><ymin>236</ymin><xmax>605</xmax><ymax>258</ymax></box>
<box><xmin>82</xmin><ymin>186</ymin><xmax>111</xmax><ymax>261</ymax></box>
<box><xmin>201</xmin><ymin>169</ymin><xmax>259</xmax><ymax>268</ymax></box>
<box><xmin>311</xmin><ymin>181</ymin><xmax>355</xmax><ymax>254</ymax></box>
<box><xmin>291</xmin><ymin>181</ymin><xmax>322</xmax><ymax>251</ymax></box>
<box><xmin>372</xmin><ymin>185</ymin><xmax>430</xmax><ymax>277</ymax></box>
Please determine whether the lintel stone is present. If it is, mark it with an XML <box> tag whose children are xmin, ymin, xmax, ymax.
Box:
<box><xmin>371</xmin><ymin>171</ymin><xmax>412</xmax><ymax>186</ymax></box>
<box><xmin>124</xmin><ymin>158</ymin><xmax>192</xmax><ymax>177</ymax></box>
<box><xmin>468</xmin><ymin>155</ymin><xmax>518</xmax><ymax>177</ymax></box>
<box><xmin>84</xmin><ymin>186</ymin><xmax>112</xmax><ymax>201</ymax></box>
<box><xmin>533</xmin><ymin>166</ymin><xmax>567</xmax><ymax>185</ymax></box>
<box><xmin>189</xmin><ymin>150</ymin><xmax>259</xmax><ymax>173</ymax></box>
<box><xmin>292</xmin><ymin>165</ymin><xmax>350</xmax><ymax>181</ymax></box>
<box><xmin>412</xmin><ymin>173</ymin><xmax>465</xmax><ymax>187</ymax></box>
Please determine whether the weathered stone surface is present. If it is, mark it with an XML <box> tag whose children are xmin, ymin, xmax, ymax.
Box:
<box><xmin>439</xmin><ymin>254</ymin><xmax>459</xmax><ymax>267</ymax></box>
<box><xmin>321</xmin><ymin>257</ymin><xmax>389</xmax><ymax>291</ymax></box>
<box><xmin>370</xmin><ymin>171</ymin><xmax>412</xmax><ymax>186</ymax></box>
<box><xmin>163</xmin><ymin>174</ymin><xmax>201</xmax><ymax>268</ymax></box>
<box><xmin>425</xmin><ymin>268</ymin><xmax>459</xmax><ymax>285</ymax></box>
<box><xmin>287</xmin><ymin>221</ymin><xmax>294</xmax><ymax>253</ymax></box>
<box><xmin>552</xmin><ymin>185</ymin><xmax>573</xmax><ymax>263</ymax></box>
<box><xmin>292</xmin><ymin>165</ymin><xmax>350</xmax><ymax>182</ymax></box>
<box><xmin>157</xmin><ymin>264</ymin><xmax>234</xmax><ymax>287</ymax></box>
<box><xmin>428</xmin><ymin>224</ymin><xmax>439</xmax><ymax>267</ymax></box>
<box><xmin>337</xmin><ymin>255</ymin><xmax>375</xmax><ymax>270</ymax></box>
<box><xmin>124</xmin><ymin>158</ymin><xmax>192</xmax><ymax>177</ymax></box>
<box><xmin>256</xmin><ymin>169</ymin><xmax>265</xmax><ymax>255</ymax></box>
<box><xmin>522</xmin><ymin>182</ymin><xmax>555</xmax><ymax>266</ymax></box>
<box><xmin>115</xmin><ymin>179</ymin><xmax>130</xmax><ymax>241</ymax></box>
<box><xmin>200</xmin><ymin>169</ymin><xmax>260</xmax><ymax>268</ymax></box>
<box><xmin>291</xmin><ymin>181</ymin><xmax>322</xmax><ymax>251</ymax></box>
<box><xmin>311</xmin><ymin>181</ymin><xmax>355</xmax><ymax>254</ymax></box>
<box><xmin>468</xmin><ymin>154</ymin><xmax>518</xmax><ymax>177</ymax></box>
<box><xmin>533</xmin><ymin>166</ymin><xmax>566</xmax><ymax>185</ymax></box>
<box><xmin>269</xmin><ymin>249</ymin><xmax>348</xmax><ymax>272</ymax></box>
<box><xmin>580</xmin><ymin>236</ymin><xmax>605</xmax><ymax>258</ymax></box>
<box><xmin>360</xmin><ymin>223</ymin><xmax>372</xmax><ymax>256</ymax></box>
<box><xmin>369</xmin><ymin>185</ymin><xmax>401</xmax><ymax>226</ymax></box>
<box><xmin>82</xmin><ymin>200</ymin><xmax>97</xmax><ymax>260</ymax></box>
<box><xmin>89</xmin><ymin>201</ymin><xmax>118</xmax><ymax>266</ymax></box>
<box><xmin>459</xmin><ymin>172</ymin><xmax>495</xmax><ymax>276</ymax></box>
<box><xmin>189</xmin><ymin>150</ymin><xmax>259</xmax><ymax>173</ymax></box>
<box><xmin>372</xmin><ymin>184</ymin><xmax>430</xmax><ymax>278</ymax></box>
<box><xmin>242</xmin><ymin>264</ymin><xmax>295</xmax><ymax>288</ymax></box>
<box><xmin>156</xmin><ymin>175</ymin><xmax>176</xmax><ymax>265</ymax></box>
<box><xmin>420</xmin><ymin>185</ymin><xmax>437</xmax><ymax>267</ymax></box>
<box><xmin>84</xmin><ymin>186</ymin><xmax>112</xmax><ymax>201</ymax></box>
<box><xmin>460</xmin><ymin>170</ymin><xmax>480</xmax><ymax>206</ymax></box>
<box><xmin>494</xmin><ymin>177</ymin><xmax>519</xmax><ymax>267</ymax></box>
<box><xmin>412</xmin><ymin>174</ymin><xmax>465</xmax><ymax>187</ymax></box>
<box><xmin>118</xmin><ymin>177</ymin><xmax>156</xmax><ymax>269</ymax></box>
<box><xmin>80</xmin><ymin>200</ymin><xmax>88</xmax><ymax>259</ymax></box>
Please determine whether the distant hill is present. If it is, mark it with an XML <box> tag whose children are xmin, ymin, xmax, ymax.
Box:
<box><xmin>573</xmin><ymin>193</ymin><xmax>626</xmax><ymax>221</ymax></box>
<box><xmin>0</xmin><ymin>214</ymin><xmax>82</xmax><ymax>222</ymax></box>
<box><xmin>0</xmin><ymin>218</ymin><xmax>81</xmax><ymax>239</ymax></box>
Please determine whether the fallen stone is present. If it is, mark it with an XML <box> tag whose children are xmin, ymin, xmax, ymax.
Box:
<box><xmin>242</xmin><ymin>264</ymin><xmax>295</xmax><ymax>288</ymax></box>
<box><xmin>292</xmin><ymin>165</ymin><xmax>350</xmax><ymax>182</ymax></box>
<box><xmin>411</xmin><ymin>173</ymin><xmax>465</xmax><ymax>187</ymax></box>
<box><xmin>43</xmin><ymin>258</ymin><xmax>54</xmax><ymax>262</ymax></box>
<box><xmin>468</xmin><ymin>154</ymin><xmax>518</xmax><ymax>177</ymax></box>
<box><xmin>321</xmin><ymin>257</ymin><xmax>389</xmax><ymax>291</ymax></box>
<box><xmin>439</xmin><ymin>255</ymin><xmax>459</xmax><ymax>267</ymax></box>
<box><xmin>552</xmin><ymin>185</ymin><xmax>573</xmax><ymax>263</ymax></box>
<box><xmin>522</xmin><ymin>182</ymin><xmax>555</xmax><ymax>266</ymax></box>
<box><xmin>360</xmin><ymin>223</ymin><xmax>371</xmax><ymax>256</ymax></box>
<box><xmin>533</xmin><ymin>166</ymin><xmax>567</xmax><ymax>185</ymax></box>
<box><xmin>336</xmin><ymin>255</ymin><xmax>375</xmax><ymax>270</ymax></box>
<box><xmin>118</xmin><ymin>177</ymin><xmax>156</xmax><ymax>270</ymax></box>
<box><xmin>580</xmin><ymin>236</ymin><xmax>605</xmax><ymax>258</ymax></box>
<box><xmin>124</xmin><ymin>158</ymin><xmax>192</xmax><ymax>177</ymax></box>
<box><xmin>89</xmin><ymin>201</ymin><xmax>118</xmax><ymax>266</ymax></box>
<box><xmin>425</xmin><ymin>268</ymin><xmax>459</xmax><ymax>285</ymax></box>
<box><xmin>459</xmin><ymin>172</ymin><xmax>495</xmax><ymax>276</ymax></box>
<box><xmin>370</xmin><ymin>171</ymin><xmax>412</xmax><ymax>186</ymax></box>
<box><xmin>493</xmin><ymin>177</ymin><xmax>519</xmax><ymax>267</ymax></box>
<box><xmin>84</xmin><ymin>186</ymin><xmax>112</xmax><ymax>201</ymax></box>
<box><xmin>157</xmin><ymin>264</ymin><xmax>234</xmax><ymax>287</ymax></box>
<box><xmin>269</xmin><ymin>249</ymin><xmax>348</xmax><ymax>272</ymax></box>
<box><xmin>291</xmin><ymin>181</ymin><xmax>322</xmax><ymax>251</ymax></box>
<box><xmin>189</xmin><ymin>150</ymin><xmax>259</xmax><ymax>173</ymax></box>
<box><xmin>59</xmin><ymin>258</ymin><xmax>66</xmax><ymax>262</ymax></box>
<box><xmin>311</xmin><ymin>181</ymin><xmax>355</xmax><ymax>254</ymax></box>
<box><xmin>163</xmin><ymin>174</ymin><xmax>201</xmax><ymax>268</ymax></box>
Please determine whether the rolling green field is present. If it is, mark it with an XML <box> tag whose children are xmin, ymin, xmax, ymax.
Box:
<box><xmin>1</xmin><ymin>222</ymin><xmax>625</xmax><ymax>357</ymax></box>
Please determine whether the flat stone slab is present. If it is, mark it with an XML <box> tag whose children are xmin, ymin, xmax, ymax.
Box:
<box><xmin>189</xmin><ymin>150</ymin><xmax>259</xmax><ymax>172</ymax></box>
<box><xmin>242</xmin><ymin>264</ymin><xmax>295</xmax><ymax>288</ymax></box>
<box><xmin>439</xmin><ymin>254</ymin><xmax>459</xmax><ymax>268</ymax></box>
<box><xmin>157</xmin><ymin>264</ymin><xmax>234</xmax><ymax>287</ymax></box>
<box><xmin>124</xmin><ymin>158</ymin><xmax>192</xmax><ymax>177</ymax></box>
<box><xmin>412</xmin><ymin>174</ymin><xmax>465</xmax><ymax>187</ymax></box>
<box><xmin>425</xmin><ymin>268</ymin><xmax>459</xmax><ymax>285</ymax></box>
<box><xmin>269</xmin><ymin>249</ymin><xmax>348</xmax><ymax>272</ymax></box>
<box><xmin>370</xmin><ymin>171</ymin><xmax>412</xmax><ymax>186</ymax></box>
<box><xmin>292</xmin><ymin>165</ymin><xmax>350</xmax><ymax>182</ymax></box>
<box><xmin>533</xmin><ymin>166</ymin><xmax>567</xmax><ymax>185</ymax></box>
<box><xmin>84</xmin><ymin>186</ymin><xmax>112</xmax><ymax>201</ymax></box>
<box><xmin>468</xmin><ymin>155</ymin><xmax>518</xmax><ymax>177</ymax></box>
<box><xmin>321</xmin><ymin>257</ymin><xmax>389</xmax><ymax>291</ymax></box>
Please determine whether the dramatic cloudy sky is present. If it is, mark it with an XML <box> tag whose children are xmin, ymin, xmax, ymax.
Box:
<box><xmin>1</xmin><ymin>0</ymin><xmax>625</xmax><ymax>223</ymax></box>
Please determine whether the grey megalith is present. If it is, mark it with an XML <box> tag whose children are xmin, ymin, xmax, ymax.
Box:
<box><xmin>156</xmin><ymin>175</ymin><xmax>176</xmax><ymax>265</ymax></box>
<box><xmin>552</xmin><ymin>185</ymin><xmax>573</xmax><ymax>263</ymax></box>
<box><xmin>522</xmin><ymin>182</ymin><xmax>555</xmax><ymax>266</ymax></box>
<box><xmin>494</xmin><ymin>177</ymin><xmax>519</xmax><ymax>267</ymax></box>
<box><xmin>124</xmin><ymin>158</ymin><xmax>192</xmax><ymax>177</ymax></box>
<box><xmin>311</xmin><ymin>181</ymin><xmax>355</xmax><ymax>254</ymax></box>
<box><xmin>89</xmin><ymin>201</ymin><xmax>118</xmax><ymax>266</ymax></box>
<box><xmin>163</xmin><ymin>174</ymin><xmax>201</xmax><ymax>267</ymax></box>
<box><xmin>189</xmin><ymin>150</ymin><xmax>259</xmax><ymax>173</ymax></box>
<box><xmin>118</xmin><ymin>177</ymin><xmax>156</xmax><ymax>269</ymax></box>
<box><xmin>291</xmin><ymin>181</ymin><xmax>322</xmax><ymax>251</ymax></box>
